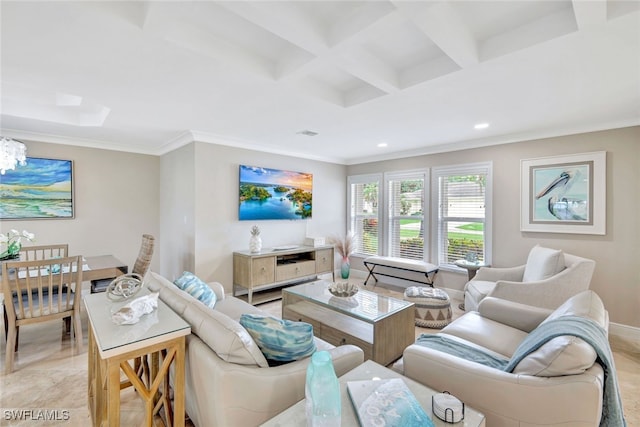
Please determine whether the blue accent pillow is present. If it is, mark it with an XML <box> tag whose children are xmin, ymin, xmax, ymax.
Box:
<box><xmin>239</xmin><ymin>314</ymin><xmax>316</xmax><ymax>365</ymax></box>
<box><xmin>173</xmin><ymin>271</ymin><xmax>217</xmax><ymax>308</ymax></box>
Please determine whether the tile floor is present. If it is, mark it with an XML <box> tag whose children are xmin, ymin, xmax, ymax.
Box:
<box><xmin>0</xmin><ymin>283</ymin><xmax>638</xmax><ymax>426</ymax></box>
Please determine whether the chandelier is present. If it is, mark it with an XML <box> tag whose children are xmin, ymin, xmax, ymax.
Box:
<box><xmin>0</xmin><ymin>137</ymin><xmax>27</xmax><ymax>175</ymax></box>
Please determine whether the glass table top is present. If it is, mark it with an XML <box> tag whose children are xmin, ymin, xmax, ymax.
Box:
<box><xmin>283</xmin><ymin>280</ymin><xmax>412</xmax><ymax>323</ymax></box>
<box><xmin>84</xmin><ymin>289</ymin><xmax>190</xmax><ymax>358</ymax></box>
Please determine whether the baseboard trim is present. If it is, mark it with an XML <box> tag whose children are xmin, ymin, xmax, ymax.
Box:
<box><xmin>609</xmin><ymin>322</ymin><xmax>640</xmax><ymax>349</ymax></box>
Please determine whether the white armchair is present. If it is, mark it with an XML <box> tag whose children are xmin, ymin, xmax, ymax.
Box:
<box><xmin>464</xmin><ymin>245</ymin><xmax>595</xmax><ymax>311</ymax></box>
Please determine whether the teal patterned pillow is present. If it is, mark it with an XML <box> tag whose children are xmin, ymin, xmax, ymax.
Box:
<box><xmin>173</xmin><ymin>271</ymin><xmax>217</xmax><ymax>309</ymax></box>
<box><xmin>240</xmin><ymin>314</ymin><xmax>316</xmax><ymax>365</ymax></box>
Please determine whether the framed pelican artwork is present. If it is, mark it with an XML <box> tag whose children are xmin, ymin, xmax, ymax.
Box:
<box><xmin>521</xmin><ymin>151</ymin><xmax>606</xmax><ymax>234</ymax></box>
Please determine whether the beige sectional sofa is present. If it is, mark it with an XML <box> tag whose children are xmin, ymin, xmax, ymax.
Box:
<box><xmin>146</xmin><ymin>272</ymin><xmax>364</xmax><ymax>427</ymax></box>
<box><xmin>401</xmin><ymin>290</ymin><xmax>615</xmax><ymax>427</ymax></box>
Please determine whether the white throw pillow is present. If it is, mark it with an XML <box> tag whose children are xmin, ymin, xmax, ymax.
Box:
<box><xmin>522</xmin><ymin>245</ymin><xmax>565</xmax><ymax>282</ymax></box>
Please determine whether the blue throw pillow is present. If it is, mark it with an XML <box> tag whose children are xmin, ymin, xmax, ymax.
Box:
<box><xmin>239</xmin><ymin>314</ymin><xmax>316</xmax><ymax>365</ymax></box>
<box><xmin>173</xmin><ymin>271</ymin><xmax>217</xmax><ymax>308</ymax></box>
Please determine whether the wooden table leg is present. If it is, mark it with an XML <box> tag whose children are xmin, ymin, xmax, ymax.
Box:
<box><xmin>108</xmin><ymin>361</ymin><xmax>121</xmax><ymax>427</ymax></box>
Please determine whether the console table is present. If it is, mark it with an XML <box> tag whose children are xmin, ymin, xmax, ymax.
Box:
<box><xmin>84</xmin><ymin>291</ymin><xmax>190</xmax><ymax>427</ymax></box>
<box><xmin>233</xmin><ymin>245</ymin><xmax>334</xmax><ymax>305</ymax></box>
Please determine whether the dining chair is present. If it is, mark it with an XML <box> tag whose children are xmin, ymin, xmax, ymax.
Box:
<box><xmin>4</xmin><ymin>244</ymin><xmax>70</xmax><ymax>351</ymax></box>
<box><xmin>19</xmin><ymin>244</ymin><xmax>68</xmax><ymax>261</ymax></box>
<box><xmin>2</xmin><ymin>255</ymin><xmax>83</xmax><ymax>373</ymax></box>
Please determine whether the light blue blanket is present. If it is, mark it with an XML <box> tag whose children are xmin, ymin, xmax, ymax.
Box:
<box><xmin>415</xmin><ymin>315</ymin><xmax>626</xmax><ymax>426</ymax></box>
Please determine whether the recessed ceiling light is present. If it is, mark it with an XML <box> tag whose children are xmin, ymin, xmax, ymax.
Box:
<box><xmin>296</xmin><ymin>130</ymin><xmax>318</xmax><ymax>136</ymax></box>
<box><xmin>377</xmin><ymin>143</ymin><xmax>388</xmax><ymax>148</ymax></box>
<box><xmin>474</xmin><ymin>123</ymin><xmax>490</xmax><ymax>130</ymax></box>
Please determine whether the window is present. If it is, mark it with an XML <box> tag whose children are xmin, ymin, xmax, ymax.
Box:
<box><xmin>431</xmin><ymin>162</ymin><xmax>492</xmax><ymax>266</ymax></box>
<box><xmin>348</xmin><ymin>174</ymin><xmax>381</xmax><ymax>256</ymax></box>
<box><xmin>385</xmin><ymin>170</ymin><xmax>428</xmax><ymax>260</ymax></box>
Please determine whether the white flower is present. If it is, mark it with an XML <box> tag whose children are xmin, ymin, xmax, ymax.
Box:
<box><xmin>0</xmin><ymin>229</ymin><xmax>36</xmax><ymax>257</ymax></box>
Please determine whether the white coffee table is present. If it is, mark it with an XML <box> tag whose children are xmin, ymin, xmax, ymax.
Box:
<box><xmin>261</xmin><ymin>359</ymin><xmax>486</xmax><ymax>427</ymax></box>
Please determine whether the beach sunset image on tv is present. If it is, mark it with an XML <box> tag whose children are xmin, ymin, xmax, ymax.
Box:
<box><xmin>239</xmin><ymin>165</ymin><xmax>312</xmax><ymax>220</ymax></box>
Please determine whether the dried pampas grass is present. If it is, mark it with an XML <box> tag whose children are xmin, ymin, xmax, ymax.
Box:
<box><xmin>328</xmin><ymin>232</ymin><xmax>356</xmax><ymax>258</ymax></box>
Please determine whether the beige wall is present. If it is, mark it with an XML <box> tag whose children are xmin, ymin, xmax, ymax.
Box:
<box><xmin>159</xmin><ymin>143</ymin><xmax>196</xmax><ymax>281</ymax></box>
<box><xmin>9</xmin><ymin>127</ymin><xmax>638</xmax><ymax>329</ymax></box>
<box><xmin>2</xmin><ymin>140</ymin><xmax>160</xmax><ymax>275</ymax></box>
<box><xmin>347</xmin><ymin>126</ymin><xmax>640</xmax><ymax>327</ymax></box>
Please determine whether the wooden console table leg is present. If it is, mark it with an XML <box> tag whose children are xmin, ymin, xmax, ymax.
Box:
<box><xmin>108</xmin><ymin>360</ymin><xmax>121</xmax><ymax>427</ymax></box>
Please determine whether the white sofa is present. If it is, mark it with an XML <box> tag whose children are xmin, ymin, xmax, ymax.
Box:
<box><xmin>145</xmin><ymin>272</ymin><xmax>364</xmax><ymax>427</ymax></box>
<box><xmin>464</xmin><ymin>245</ymin><xmax>595</xmax><ymax>311</ymax></box>
<box><xmin>401</xmin><ymin>290</ymin><xmax>614</xmax><ymax>426</ymax></box>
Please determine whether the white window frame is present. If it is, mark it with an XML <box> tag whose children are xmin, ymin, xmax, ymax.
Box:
<box><xmin>347</xmin><ymin>173</ymin><xmax>382</xmax><ymax>256</ymax></box>
<box><xmin>430</xmin><ymin>162</ymin><xmax>493</xmax><ymax>269</ymax></box>
<box><xmin>383</xmin><ymin>169</ymin><xmax>429</xmax><ymax>260</ymax></box>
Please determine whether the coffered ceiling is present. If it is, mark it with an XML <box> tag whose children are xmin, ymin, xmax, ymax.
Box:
<box><xmin>1</xmin><ymin>1</ymin><xmax>639</xmax><ymax>164</ymax></box>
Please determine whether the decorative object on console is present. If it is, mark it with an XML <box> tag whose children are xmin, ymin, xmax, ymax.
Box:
<box><xmin>111</xmin><ymin>292</ymin><xmax>159</xmax><ymax>325</ymax></box>
<box><xmin>106</xmin><ymin>273</ymin><xmax>144</xmax><ymax>301</ymax></box>
<box><xmin>521</xmin><ymin>151</ymin><xmax>606</xmax><ymax>234</ymax></box>
<box><xmin>0</xmin><ymin>136</ymin><xmax>27</xmax><ymax>175</ymax></box>
<box><xmin>328</xmin><ymin>281</ymin><xmax>359</xmax><ymax>297</ymax></box>
<box><xmin>0</xmin><ymin>229</ymin><xmax>35</xmax><ymax>260</ymax></box>
<box><xmin>239</xmin><ymin>164</ymin><xmax>313</xmax><ymax>220</ymax></box>
<box><xmin>249</xmin><ymin>225</ymin><xmax>262</xmax><ymax>253</ymax></box>
<box><xmin>328</xmin><ymin>231</ymin><xmax>356</xmax><ymax>279</ymax></box>
<box><xmin>0</xmin><ymin>157</ymin><xmax>74</xmax><ymax>219</ymax></box>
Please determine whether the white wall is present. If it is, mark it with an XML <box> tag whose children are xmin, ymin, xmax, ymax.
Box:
<box><xmin>159</xmin><ymin>143</ymin><xmax>195</xmax><ymax>281</ymax></box>
<box><xmin>159</xmin><ymin>142</ymin><xmax>348</xmax><ymax>288</ymax></box>
<box><xmin>347</xmin><ymin>126</ymin><xmax>640</xmax><ymax>327</ymax></box>
<box><xmin>3</xmin><ymin>140</ymin><xmax>160</xmax><ymax>276</ymax></box>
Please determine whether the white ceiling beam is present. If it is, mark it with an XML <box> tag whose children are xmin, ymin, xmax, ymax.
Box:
<box><xmin>142</xmin><ymin>3</ymin><xmax>275</xmax><ymax>79</ymax></box>
<box><xmin>216</xmin><ymin>2</ymin><xmax>328</xmax><ymax>54</ymax></box>
<box><xmin>217</xmin><ymin>2</ymin><xmax>398</xmax><ymax>95</ymax></box>
<box><xmin>393</xmin><ymin>1</ymin><xmax>479</xmax><ymax>68</ymax></box>
<box><xmin>572</xmin><ymin>0</ymin><xmax>607</xmax><ymax>30</ymax></box>
<box><xmin>332</xmin><ymin>47</ymin><xmax>400</xmax><ymax>93</ymax></box>
<box><xmin>327</xmin><ymin>2</ymin><xmax>397</xmax><ymax>46</ymax></box>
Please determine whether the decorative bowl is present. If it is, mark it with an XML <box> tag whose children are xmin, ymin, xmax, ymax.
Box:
<box><xmin>328</xmin><ymin>281</ymin><xmax>359</xmax><ymax>298</ymax></box>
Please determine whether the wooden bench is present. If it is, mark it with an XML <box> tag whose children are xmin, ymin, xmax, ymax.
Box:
<box><xmin>363</xmin><ymin>256</ymin><xmax>439</xmax><ymax>287</ymax></box>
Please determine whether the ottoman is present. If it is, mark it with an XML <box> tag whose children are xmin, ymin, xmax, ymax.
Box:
<box><xmin>404</xmin><ymin>286</ymin><xmax>452</xmax><ymax>328</ymax></box>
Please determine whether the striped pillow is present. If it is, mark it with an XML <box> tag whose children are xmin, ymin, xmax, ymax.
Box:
<box><xmin>240</xmin><ymin>314</ymin><xmax>316</xmax><ymax>365</ymax></box>
<box><xmin>173</xmin><ymin>271</ymin><xmax>217</xmax><ymax>308</ymax></box>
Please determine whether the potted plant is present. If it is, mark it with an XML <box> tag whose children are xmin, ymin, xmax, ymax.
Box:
<box><xmin>0</xmin><ymin>229</ymin><xmax>35</xmax><ymax>261</ymax></box>
<box><xmin>328</xmin><ymin>232</ymin><xmax>356</xmax><ymax>279</ymax></box>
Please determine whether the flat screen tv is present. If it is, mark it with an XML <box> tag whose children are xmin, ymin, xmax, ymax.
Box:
<box><xmin>239</xmin><ymin>164</ymin><xmax>312</xmax><ymax>220</ymax></box>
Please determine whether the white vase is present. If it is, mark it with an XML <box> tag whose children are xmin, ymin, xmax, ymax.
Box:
<box><xmin>249</xmin><ymin>235</ymin><xmax>262</xmax><ymax>253</ymax></box>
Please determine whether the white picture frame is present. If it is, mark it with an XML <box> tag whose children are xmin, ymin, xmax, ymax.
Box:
<box><xmin>520</xmin><ymin>151</ymin><xmax>606</xmax><ymax>235</ymax></box>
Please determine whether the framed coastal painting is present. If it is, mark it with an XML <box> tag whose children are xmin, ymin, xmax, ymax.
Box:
<box><xmin>0</xmin><ymin>157</ymin><xmax>74</xmax><ymax>220</ymax></box>
<box><xmin>520</xmin><ymin>151</ymin><xmax>605</xmax><ymax>235</ymax></box>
